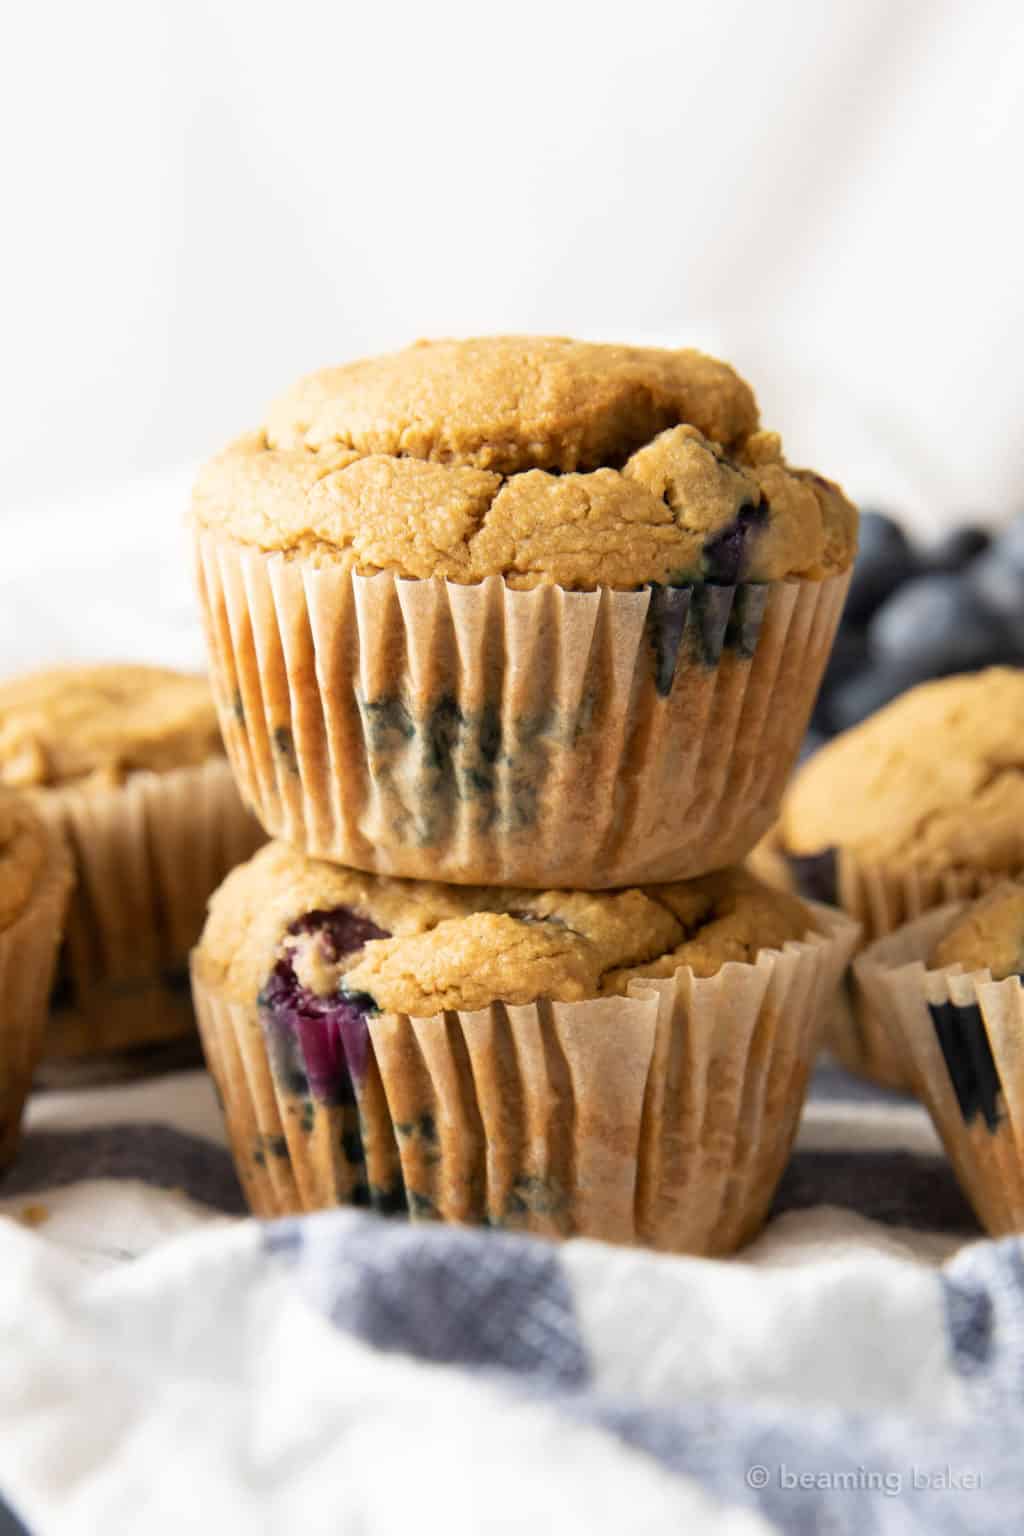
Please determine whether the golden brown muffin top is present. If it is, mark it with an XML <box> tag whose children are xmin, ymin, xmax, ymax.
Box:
<box><xmin>195</xmin><ymin>840</ymin><xmax>813</xmax><ymax>1017</ymax></box>
<box><xmin>0</xmin><ymin>789</ymin><xmax>49</xmax><ymax>931</ymax></box>
<box><xmin>781</xmin><ymin>669</ymin><xmax>1024</xmax><ymax>874</ymax></box>
<box><xmin>932</xmin><ymin>882</ymin><xmax>1024</xmax><ymax>979</ymax></box>
<box><xmin>0</xmin><ymin>665</ymin><xmax>224</xmax><ymax>790</ymax></box>
<box><xmin>192</xmin><ymin>336</ymin><xmax>857</xmax><ymax>589</ymax></box>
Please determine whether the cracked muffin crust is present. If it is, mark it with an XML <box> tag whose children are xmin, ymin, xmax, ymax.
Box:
<box><xmin>932</xmin><ymin>881</ymin><xmax>1024</xmax><ymax>979</ymax></box>
<box><xmin>195</xmin><ymin>840</ymin><xmax>813</xmax><ymax>1018</ymax></box>
<box><xmin>0</xmin><ymin>665</ymin><xmax>224</xmax><ymax>790</ymax></box>
<box><xmin>781</xmin><ymin>669</ymin><xmax>1024</xmax><ymax>877</ymax></box>
<box><xmin>192</xmin><ymin>336</ymin><xmax>855</xmax><ymax>886</ymax></box>
<box><xmin>192</xmin><ymin>336</ymin><xmax>856</xmax><ymax>588</ymax></box>
<box><xmin>0</xmin><ymin>665</ymin><xmax>264</xmax><ymax>1067</ymax></box>
<box><xmin>191</xmin><ymin>839</ymin><xmax>854</xmax><ymax>1248</ymax></box>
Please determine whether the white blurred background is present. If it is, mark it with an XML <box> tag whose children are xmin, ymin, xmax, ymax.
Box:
<box><xmin>2</xmin><ymin>0</ymin><xmax>1023</xmax><ymax>669</ymax></box>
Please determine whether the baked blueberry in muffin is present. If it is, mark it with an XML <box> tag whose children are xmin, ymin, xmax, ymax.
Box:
<box><xmin>192</xmin><ymin>336</ymin><xmax>856</xmax><ymax>887</ymax></box>
<box><xmin>191</xmin><ymin>839</ymin><xmax>856</xmax><ymax>1252</ymax></box>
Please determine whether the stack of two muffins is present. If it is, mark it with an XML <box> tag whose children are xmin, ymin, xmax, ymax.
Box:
<box><xmin>188</xmin><ymin>337</ymin><xmax>861</xmax><ymax>1255</ymax></box>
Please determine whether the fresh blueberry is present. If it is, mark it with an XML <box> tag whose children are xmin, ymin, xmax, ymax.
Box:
<box><xmin>993</xmin><ymin>515</ymin><xmax>1024</xmax><ymax>573</ymax></box>
<box><xmin>812</xmin><ymin>626</ymin><xmax>870</xmax><ymax>733</ymax></box>
<box><xmin>798</xmin><ymin>728</ymin><xmax>830</xmax><ymax>763</ymax></box>
<box><xmin>844</xmin><ymin>511</ymin><xmax>919</xmax><ymax>624</ymax></box>
<box><xmin>828</xmin><ymin>660</ymin><xmax>926</xmax><ymax>732</ymax></box>
<box><xmin>701</xmin><ymin>502</ymin><xmax>768</xmax><ymax>584</ymax></box>
<box><xmin>967</xmin><ymin>550</ymin><xmax>1024</xmax><ymax>652</ymax></box>
<box><xmin>923</xmin><ymin>525</ymin><xmax>991</xmax><ymax>574</ymax></box>
<box><xmin>869</xmin><ymin>573</ymin><xmax>1006</xmax><ymax>674</ymax></box>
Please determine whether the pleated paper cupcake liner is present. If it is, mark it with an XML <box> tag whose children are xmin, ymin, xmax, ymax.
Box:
<box><xmin>194</xmin><ymin>528</ymin><xmax>850</xmax><ymax>887</ymax></box>
<box><xmin>750</xmin><ymin>826</ymin><xmax>1023</xmax><ymax>1091</ymax></box>
<box><xmin>0</xmin><ymin>831</ymin><xmax>73</xmax><ymax>1168</ymax></box>
<box><xmin>39</xmin><ymin>758</ymin><xmax>264</xmax><ymax>1062</ymax></box>
<box><xmin>192</xmin><ymin>903</ymin><xmax>857</xmax><ymax>1255</ymax></box>
<box><xmin>855</xmin><ymin>906</ymin><xmax>1024</xmax><ymax>1236</ymax></box>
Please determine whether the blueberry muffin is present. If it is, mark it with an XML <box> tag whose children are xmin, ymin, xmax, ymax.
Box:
<box><xmin>0</xmin><ymin>790</ymin><xmax>72</xmax><ymax>1166</ymax></box>
<box><xmin>192</xmin><ymin>841</ymin><xmax>857</xmax><ymax>1254</ymax></box>
<box><xmin>855</xmin><ymin>882</ymin><xmax>1024</xmax><ymax>1236</ymax></box>
<box><xmin>192</xmin><ymin>336</ymin><xmax>857</xmax><ymax>887</ymax></box>
<box><xmin>0</xmin><ymin>665</ymin><xmax>264</xmax><ymax>1063</ymax></box>
<box><xmin>778</xmin><ymin>667</ymin><xmax>1024</xmax><ymax>1088</ymax></box>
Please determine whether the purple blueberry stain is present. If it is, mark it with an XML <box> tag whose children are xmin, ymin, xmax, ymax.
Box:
<box><xmin>928</xmin><ymin>999</ymin><xmax>1003</xmax><ymax>1132</ymax></box>
<box><xmin>701</xmin><ymin>501</ymin><xmax>769</xmax><ymax>585</ymax></box>
<box><xmin>258</xmin><ymin>905</ymin><xmax>390</xmax><ymax>1106</ymax></box>
<box><xmin>646</xmin><ymin>584</ymin><xmax>692</xmax><ymax>696</ymax></box>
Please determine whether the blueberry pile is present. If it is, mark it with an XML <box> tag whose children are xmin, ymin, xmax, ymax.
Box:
<box><xmin>807</xmin><ymin>511</ymin><xmax>1023</xmax><ymax>753</ymax></box>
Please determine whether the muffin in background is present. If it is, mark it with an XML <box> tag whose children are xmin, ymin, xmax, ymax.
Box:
<box><xmin>192</xmin><ymin>335</ymin><xmax>856</xmax><ymax>889</ymax></box>
<box><xmin>0</xmin><ymin>789</ymin><xmax>72</xmax><ymax>1166</ymax></box>
<box><xmin>0</xmin><ymin>665</ymin><xmax>264</xmax><ymax>1065</ymax></box>
<box><xmin>774</xmin><ymin>668</ymin><xmax>1024</xmax><ymax>1089</ymax></box>
<box><xmin>855</xmin><ymin>883</ymin><xmax>1024</xmax><ymax>1237</ymax></box>
<box><xmin>191</xmin><ymin>842</ymin><xmax>857</xmax><ymax>1256</ymax></box>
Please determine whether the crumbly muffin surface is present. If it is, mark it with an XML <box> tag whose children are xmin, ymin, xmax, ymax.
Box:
<box><xmin>781</xmin><ymin>669</ymin><xmax>1024</xmax><ymax>874</ymax></box>
<box><xmin>0</xmin><ymin>790</ymin><xmax>49</xmax><ymax>931</ymax></box>
<box><xmin>196</xmin><ymin>840</ymin><xmax>813</xmax><ymax>1016</ymax></box>
<box><xmin>192</xmin><ymin>337</ymin><xmax>856</xmax><ymax>588</ymax></box>
<box><xmin>932</xmin><ymin>882</ymin><xmax>1024</xmax><ymax>979</ymax></box>
<box><xmin>0</xmin><ymin>666</ymin><xmax>224</xmax><ymax>790</ymax></box>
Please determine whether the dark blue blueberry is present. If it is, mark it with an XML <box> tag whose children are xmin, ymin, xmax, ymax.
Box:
<box><xmin>723</xmin><ymin>582</ymin><xmax>769</xmax><ymax>659</ymax></box>
<box><xmin>646</xmin><ymin>584</ymin><xmax>691</xmax><ymax>696</ymax></box>
<box><xmin>992</xmin><ymin>515</ymin><xmax>1024</xmax><ymax>572</ymax></box>
<box><xmin>258</xmin><ymin>905</ymin><xmax>390</xmax><ymax>1103</ymax></box>
<box><xmin>923</xmin><ymin>525</ymin><xmax>991</xmax><ymax>574</ymax></box>
<box><xmin>690</xmin><ymin>584</ymin><xmax>735</xmax><ymax>666</ymax></box>
<box><xmin>844</xmin><ymin>511</ymin><xmax>919</xmax><ymax>624</ymax></box>
<box><xmin>798</xmin><ymin>728</ymin><xmax>830</xmax><ymax>764</ymax></box>
<box><xmin>968</xmin><ymin>547</ymin><xmax>1024</xmax><ymax>653</ymax></box>
<box><xmin>812</xmin><ymin>626</ymin><xmax>870</xmax><ymax>733</ymax></box>
<box><xmin>828</xmin><ymin>659</ymin><xmax>929</xmax><ymax>732</ymax></box>
<box><xmin>928</xmin><ymin>999</ymin><xmax>1002</xmax><ymax>1131</ymax></box>
<box><xmin>701</xmin><ymin>502</ymin><xmax>767</xmax><ymax>585</ymax></box>
<box><xmin>869</xmin><ymin>574</ymin><xmax>1006</xmax><ymax>674</ymax></box>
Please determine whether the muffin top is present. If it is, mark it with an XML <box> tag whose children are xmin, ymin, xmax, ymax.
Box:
<box><xmin>781</xmin><ymin>669</ymin><xmax>1024</xmax><ymax>874</ymax></box>
<box><xmin>0</xmin><ymin>789</ymin><xmax>49</xmax><ymax>931</ymax></box>
<box><xmin>192</xmin><ymin>336</ymin><xmax>856</xmax><ymax>590</ymax></box>
<box><xmin>932</xmin><ymin>882</ymin><xmax>1024</xmax><ymax>979</ymax></box>
<box><xmin>0</xmin><ymin>665</ymin><xmax>224</xmax><ymax>790</ymax></box>
<box><xmin>196</xmin><ymin>840</ymin><xmax>813</xmax><ymax>1017</ymax></box>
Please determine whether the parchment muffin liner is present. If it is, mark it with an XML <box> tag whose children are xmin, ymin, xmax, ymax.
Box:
<box><xmin>0</xmin><ymin>829</ymin><xmax>73</xmax><ymax>1168</ymax></box>
<box><xmin>192</xmin><ymin>902</ymin><xmax>857</xmax><ymax>1255</ymax></box>
<box><xmin>38</xmin><ymin>758</ymin><xmax>264</xmax><ymax>1062</ymax></box>
<box><xmin>194</xmin><ymin>528</ymin><xmax>850</xmax><ymax>888</ymax></box>
<box><xmin>751</xmin><ymin>826</ymin><xmax>1021</xmax><ymax>1091</ymax></box>
<box><xmin>855</xmin><ymin>906</ymin><xmax>1024</xmax><ymax>1236</ymax></box>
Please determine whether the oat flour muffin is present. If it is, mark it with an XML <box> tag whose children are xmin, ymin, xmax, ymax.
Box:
<box><xmin>778</xmin><ymin>668</ymin><xmax>1024</xmax><ymax>1087</ymax></box>
<box><xmin>192</xmin><ymin>841</ymin><xmax>858</xmax><ymax>1254</ymax></box>
<box><xmin>856</xmin><ymin>884</ymin><xmax>1024</xmax><ymax>1236</ymax></box>
<box><xmin>192</xmin><ymin>336</ymin><xmax>857</xmax><ymax>887</ymax></box>
<box><xmin>0</xmin><ymin>665</ymin><xmax>264</xmax><ymax>1063</ymax></box>
<box><xmin>0</xmin><ymin>790</ymin><xmax>72</xmax><ymax>1166</ymax></box>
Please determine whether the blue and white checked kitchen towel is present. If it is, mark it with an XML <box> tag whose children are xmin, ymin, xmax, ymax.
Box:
<box><xmin>1</xmin><ymin>474</ymin><xmax>1018</xmax><ymax>1534</ymax></box>
<box><xmin>0</xmin><ymin>1058</ymin><xmax>1017</xmax><ymax>1535</ymax></box>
